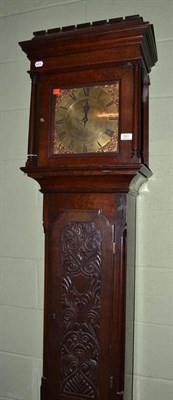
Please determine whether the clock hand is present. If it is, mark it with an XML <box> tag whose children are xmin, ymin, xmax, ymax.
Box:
<box><xmin>83</xmin><ymin>99</ymin><xmax>90</xmax><ymax>115</ymax></box>
<box><xmin>82</xmin><ymin>114</ymin><xmax>88</xmax><ymax>127</ymax></box>
<box><xmin>82</xmin><ymin>100</ymin><xmax>90</xmax><ymax>127</ymax></box>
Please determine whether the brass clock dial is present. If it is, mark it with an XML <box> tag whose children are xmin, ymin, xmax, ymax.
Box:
<box><xmin>52</xmin><ymin>83</ymin><xmax>119</xmax><ymax>154</ymax></box>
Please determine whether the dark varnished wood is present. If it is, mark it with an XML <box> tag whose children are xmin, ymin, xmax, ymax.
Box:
<box><xmin>19</xmin><ymin>15</ymin><xmax>157</xmax><ymax>400</ymax></box>
<box><xmin>19</xmin><ymin>15</ymin><xmax>157</xmax><ymax>171</ymax></box>
<box><xmin>44</xmin><ymin>209</ymin><xmax>114</xmax><ymax>400</ymax></box>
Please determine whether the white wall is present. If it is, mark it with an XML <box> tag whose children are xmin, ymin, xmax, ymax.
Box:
<box><xmin>0</xmin><ymin>1</ymin><xmax>172</xmax><ymax>399</ymax></box>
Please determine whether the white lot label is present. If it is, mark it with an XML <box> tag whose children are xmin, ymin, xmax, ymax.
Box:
<box><xmin>121</xmin><ymin>133</ymin><xmax>133</xmax><ymax>141</ymax></box>
<box><xmin>35</xmin><ymin>61</ymin><xmax>43</xmax><ymax>67</ymax></box>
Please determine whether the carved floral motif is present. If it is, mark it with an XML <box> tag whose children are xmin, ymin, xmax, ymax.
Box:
<box><xmin>60</xmin><ymin>221</ymin><xmax>102</xmax><ymax>398</ymax></box>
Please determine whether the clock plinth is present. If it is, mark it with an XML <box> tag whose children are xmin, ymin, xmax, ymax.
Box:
<box><xmin>19</xmin><ymin>15</ymin><xmax>157</xmax><ymax>400</ymax></box>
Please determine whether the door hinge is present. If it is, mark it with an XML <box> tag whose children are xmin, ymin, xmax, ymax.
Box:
<box><xmin>113</xmin><ymin>241</ymin><xmax>116</xmax><ymax>254</ymax></box>
<box><xmin>110</xmin><ymin>376</ymin><xmax>113</xmax><ymax>389</ymax></box>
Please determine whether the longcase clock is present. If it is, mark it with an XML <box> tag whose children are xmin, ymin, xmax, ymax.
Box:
<box><xmin>19</xmin><ymin>15</ymin><xmax>157</xmax><ymax>400</ymax></box>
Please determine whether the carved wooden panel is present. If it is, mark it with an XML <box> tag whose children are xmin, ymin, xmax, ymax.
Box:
<box><xmin>45</xmin><ymin>210</ymin><xmax>114</xmax><ymax>400</ymax></box>
<box><xmin>60</xmin><ymin>221</ymin><xmax>102</xmax><ymax>398</ymax></box>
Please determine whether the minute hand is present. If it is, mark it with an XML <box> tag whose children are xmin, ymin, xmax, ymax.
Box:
<box><xmin>82</xmin><ymin>100</ymin><xmax>90</xmax><ymax>127</ymax></box>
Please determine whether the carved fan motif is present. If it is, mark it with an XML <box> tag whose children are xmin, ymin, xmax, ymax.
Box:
<box><xmin>60</xmin><ymin>221</ymin><xmax>102</xmax><ymax>398</ymax></box>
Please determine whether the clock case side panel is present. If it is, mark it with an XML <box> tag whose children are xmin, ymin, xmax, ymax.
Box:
<box><xmin>131</xmin><ymin>65</ymin><xmax>150</xmax><ymax>166</ymax></box>
<box><xmin>111</xmin><ymin>194</ymin><xmax>127</xmax><ymax>399</ymax></box>
<box><xmin>26</xmin><ymin>72</ymin><xmax>41</xmax><ymax>168</ymax></box>
<box><xmin>108</xmin><ymin>190</ymin><xmax>139</xmax><ymax>400</ymax></box>
<box><xmin>123</xmin><ymin>192</ymin><xmax>137</xmax><ymax>400</ymax></box>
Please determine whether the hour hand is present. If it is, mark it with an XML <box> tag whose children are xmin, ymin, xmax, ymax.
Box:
<box><xmin>82</xmin><ymin>114</ymin><xmax>88</xmax><ymax>127</ymax></box>
<box><xmin>82</xmin><ymin>100</ymin><xmax>90</xmax><ymax>127</ymax></box>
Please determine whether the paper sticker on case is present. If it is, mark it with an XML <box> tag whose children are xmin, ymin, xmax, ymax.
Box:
<box><xmin>121</xmin><ymin>133</ymin><xmax>133</xmax><ymax>141</ymax></box>
<box><xmin>35</xmin><ymin>61</ymin><xmax>43</xmax><ymax>67</ymax></box>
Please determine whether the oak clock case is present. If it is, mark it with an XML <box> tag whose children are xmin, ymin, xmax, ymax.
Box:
<box><xmin>19</xmin><ymin>16</ymin><xmax>157</xmax><ymax>400</ymax></box>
